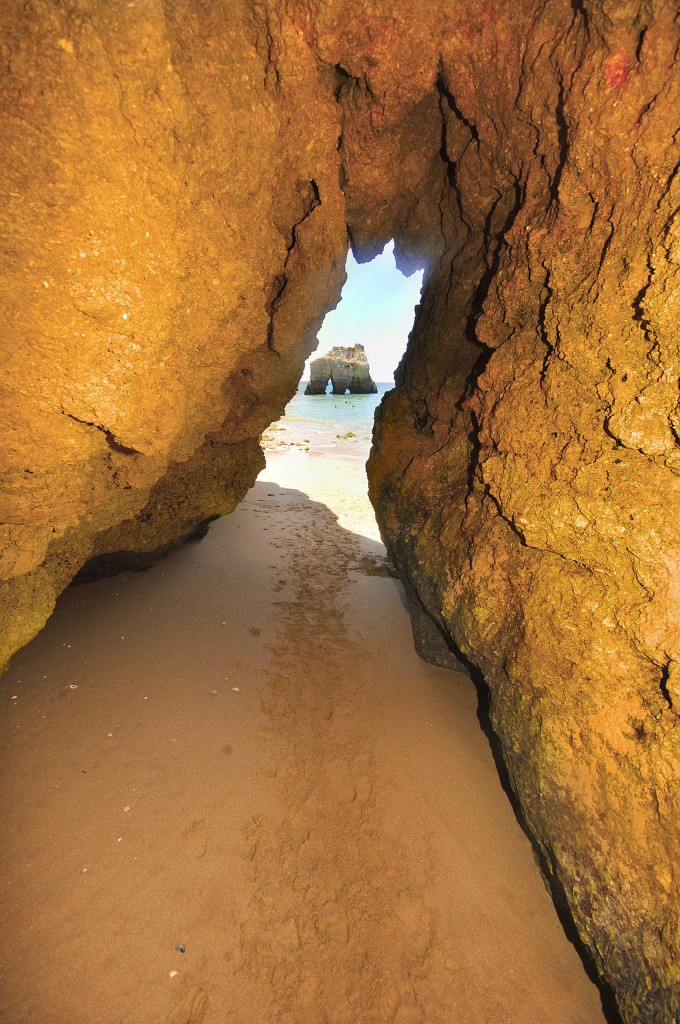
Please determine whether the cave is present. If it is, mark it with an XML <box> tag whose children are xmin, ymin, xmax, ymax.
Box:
<box><xmin>0</xmin><ymin>2</ymin><xmax>678</xmax><ymax>1022</ymax></box>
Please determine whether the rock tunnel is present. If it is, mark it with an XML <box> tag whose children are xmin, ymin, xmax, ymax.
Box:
<box><xmin>0</xmin><ymin>1</ymin><xmax>678</xmax><ymax>1021</ymax></box>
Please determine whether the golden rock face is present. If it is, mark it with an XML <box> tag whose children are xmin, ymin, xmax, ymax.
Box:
<box><xmin>1</xmin><ymin>1</ymin><xmax>678</xmax><ymax>1019</ymax></box>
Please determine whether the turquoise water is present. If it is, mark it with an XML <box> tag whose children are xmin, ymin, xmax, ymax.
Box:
<box><xmin>266</xmin><ymin>381</ymin><xmax>393</xmax><ymax>460</ymax></box>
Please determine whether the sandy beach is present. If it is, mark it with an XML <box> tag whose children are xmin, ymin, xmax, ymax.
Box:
<box><xmin>0</xmin><ymin>443</ymin><xmax>607</xmax><ymax>1023</ymax></box>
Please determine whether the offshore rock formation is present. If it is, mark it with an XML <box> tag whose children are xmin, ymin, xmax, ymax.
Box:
<box><xmin>0</xmin><ymin>2</ymin><xmax>678</xmax><ymax>1020</ymax></box>
<box><xmin>305</xmin><ymin>343</ymin><xmax>378</xmax><ymax>395</ymax></box>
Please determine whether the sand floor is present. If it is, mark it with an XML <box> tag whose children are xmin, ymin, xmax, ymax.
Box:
<box><xmin>0</xmin><ymin>449</ymin><xmax>607</xmax><ymax>1023</ymax></box>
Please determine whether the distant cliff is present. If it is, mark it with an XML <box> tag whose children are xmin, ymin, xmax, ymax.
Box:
<box><xmin>305</xmin><ymin>344</ymin><xmax>378</xmax><ymax>395</ymax></box>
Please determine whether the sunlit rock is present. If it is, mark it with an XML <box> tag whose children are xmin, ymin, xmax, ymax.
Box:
<box><xmin>305</xmin><ymin>344</ymin><xmax>378</xmax><ymax>395</ymax></box>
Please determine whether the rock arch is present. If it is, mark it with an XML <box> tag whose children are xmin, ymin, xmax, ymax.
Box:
<box><xmin>305</xmin><ymin>344</ymin><xmax>378</xmax><ymax>395</ymax></box>
<box><xmin>0</xmin><ymin>2</ymin><xmax>678</xmax><ymax>1020</ymax></box>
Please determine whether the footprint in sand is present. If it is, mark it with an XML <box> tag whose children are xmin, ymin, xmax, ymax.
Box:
<box><xmin>168</xmin><ymin>984</ymin><xmax>208</xmax><ymax>1024</ymax></box>
<box><xmin>324</xmin><ymin>759</ymin><xmax>357</xmax><ymax>804</ymax></box>
<box><xmin>182</xmin><ymin>817</ymin><xmax>210</xmax><ymax>859</ymax></box>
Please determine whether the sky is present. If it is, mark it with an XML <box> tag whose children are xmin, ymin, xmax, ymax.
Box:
<box><xmin>304</xmin><ymin>240</ymin><xmax>424</xmax><ymax>383</ymax></box>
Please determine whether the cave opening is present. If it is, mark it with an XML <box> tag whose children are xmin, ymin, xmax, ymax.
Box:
<box><xmin>306</xmin><ymin>238</ymin><xmax>424</xmax><ymax>392</ymax></box>
<box><xmin>264</xmin><ymin>239</ymin><xmax>423</xmax><ymax>467</ymax></box>
<box><xmin>1</xmin><ymin>2</ymin><xmax>677</xmax><ymax>1021</ymax></box>
<box><xmin>259</xmin><ymin>239</ymin><xmax>426</xmax><ymax>551</ymax></box>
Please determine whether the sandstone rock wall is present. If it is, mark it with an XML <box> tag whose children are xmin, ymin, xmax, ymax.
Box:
<box><xmin>1</xmin><ymin>2</ymin><xmax>678</xmax><ymax>1020</ymax></box>
<box><xmin>366</xmin><ymin>5</ymin><xmax>680</xmax><ymax>1020</ymax></box>
<box><xmin>0</xmin><ymin>0</ymin><xmax>349</xmax><ymax>661</ymax></box>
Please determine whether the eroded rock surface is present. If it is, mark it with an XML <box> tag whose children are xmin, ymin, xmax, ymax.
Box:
<box><xmin>0</xmin><ymin>0</ymin><xmax>349</xmax><ymax>662</ymax></box>
<box><xmin>1</xmin><ymin>2</ymin><xmax>678</xmax><ymax>1020</ymax></box>
<box><xmin>367</xmin><ymin>6</ymin><xmax>680</xmax><ymax>1021</ymax></box>
<box><xmin>305</xmin><ymin>343</ymin><xmax>378</xmax><ymax>395</ymax></box>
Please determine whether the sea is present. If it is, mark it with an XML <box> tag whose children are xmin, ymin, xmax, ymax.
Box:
<box><xmin>264</xmin><ymin>381</ymin><xmax>393</xmax><ymax>461</ymax></box>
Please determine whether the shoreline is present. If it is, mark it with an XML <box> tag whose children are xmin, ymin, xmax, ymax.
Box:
<box><xmin>261</xmin><ymin>442</ymin><xmax>380</xmax><ymax>543</ymax></box>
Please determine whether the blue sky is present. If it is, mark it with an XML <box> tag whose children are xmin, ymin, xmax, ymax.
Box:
<box><xmin>305</xmin><ymin>240</ymin><xmax>424</xmax><ymax>383</ymax></box>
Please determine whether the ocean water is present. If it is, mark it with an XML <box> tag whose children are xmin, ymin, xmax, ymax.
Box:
<box><xmin>264</xmin><ymin>381</ymin><xmax>393</xmax><ymax>461</ymax></box>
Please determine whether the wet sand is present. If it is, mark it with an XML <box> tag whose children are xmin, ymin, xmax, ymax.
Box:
<box><xmin>0</xmin><ymin>447</ymin><xmax>607</xmax><ymax>1023</ymax></box>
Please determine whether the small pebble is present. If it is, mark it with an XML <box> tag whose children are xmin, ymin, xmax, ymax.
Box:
<box><xmin>123</xmin><ymin>806</ymin><xmax>130</xmax><ymax>812</ymax></box>
<box><xmin>175</xmin><ymin>943</ymin><xmax>186</xmax><ymax>953</ymax></box>
<box><xmin>169</xmin><ymin>970</ymin><xmax>178</xmax><ymax>978</ymax></box>
<box><xmin>210</xmin><ymin>689</ymin><xmax>218</xmax><ymax>695</ymax></box>
<box><xmin>232</xmin><ymin>687</ymin><xmax>240</xmax><ymax>693</ymax></box>
<box><xmin>69</xmin><ymin>684</ymin><xmax>78</xmax><ymax>690</ymax></box>
<box><xmin>106</xmin><ymin>732</ymin><xmax>113</xmax><ymax>738</ymax></box>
